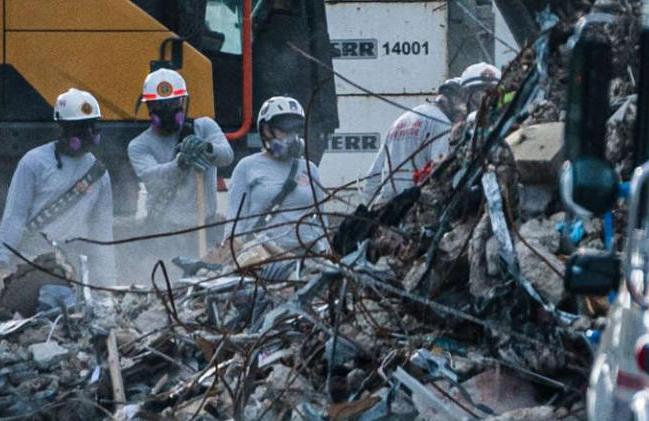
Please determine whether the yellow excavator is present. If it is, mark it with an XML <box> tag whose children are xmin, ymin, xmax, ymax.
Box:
<box><xmin>0</xmin><ymin>0</ymin><xmax>338</xmax><ymax>214</ymax></box>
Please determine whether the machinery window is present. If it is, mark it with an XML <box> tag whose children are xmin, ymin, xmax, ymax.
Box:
<box><xmin>205</xmin><ymin>0</ymin><xmax>243</xmax><ymax>54</ymax></box>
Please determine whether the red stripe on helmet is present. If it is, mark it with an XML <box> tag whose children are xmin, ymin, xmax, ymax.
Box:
<box><xmin>173</xmin><ymin>89</ymin><xmax>187</xmax><ymax>96</ymax></box>
<box><xmin>142</xmin><ymin>93</ymin><xmax>158</xmax><ymax>99</ymax></box>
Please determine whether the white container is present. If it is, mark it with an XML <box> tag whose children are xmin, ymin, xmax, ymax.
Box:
<box><xmin>326</xmin><ymin>1</ymin><xmax>448</xmax><ymax>95</ymax></box>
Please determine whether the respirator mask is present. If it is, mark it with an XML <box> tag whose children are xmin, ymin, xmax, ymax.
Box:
<box><xmin>149</xmin><ymin>98</ymin><xmax>185</xmax><ymax>134</ymax></box>
<box><xmin>59</xmin><ymin>120</ymin><xmax>101</xmax><ymax>156</ymax></box>
<box><xmin>266</xmin><ymin>114</ymin><xmax>305</xmax><ymax>160</ymax></box>
<box><xmin>269</xmin><ymin>134</ymin><xmax>305</xmax><ymax>160</ymax></box>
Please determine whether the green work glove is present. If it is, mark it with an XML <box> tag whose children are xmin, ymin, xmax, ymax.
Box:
<box><xmin>176</xmin><ymin>135</ymin><xmax>212</xmax><ymax>171</ymax></box>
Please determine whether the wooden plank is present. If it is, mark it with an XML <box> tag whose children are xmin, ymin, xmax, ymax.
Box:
<box><xmin>195</xmin><ymin>171</ymin><xmax>208</xmax><ymax>258</ymax></box>
<box><xmin>107</xmin><ymin>329</ymin><xmax>126</xmax><ymax>406</ymax></box>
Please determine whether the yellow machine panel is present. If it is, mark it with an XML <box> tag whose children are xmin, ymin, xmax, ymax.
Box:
<box><xmin>0</xmin><ymin>0</ymin><xmax>4</xmax><ymax>62</ymax></box>
<box><xmin>3</xmin><ymin>0</ymin><xmax>215</xmax><ymax>120</ymax></box>
<box><xmin>6</xmin><ymin>0</ymin><xmax>163</xmax><ymax>30</ymax></box>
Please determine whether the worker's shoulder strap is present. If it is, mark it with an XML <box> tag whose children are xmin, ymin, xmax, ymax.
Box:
<box><xmin>27</xmin><ymin>160</ymin><xmax>107</xmax><ymax>232</ymax></box>
<box><xmin>251</xmin><ymin>158</ymin><xmax>301</xmax><ymax>231</ymax></box>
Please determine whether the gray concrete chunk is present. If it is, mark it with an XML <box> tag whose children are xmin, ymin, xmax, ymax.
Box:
<box><xmin>506</xmin><ymin>122</ymin><xmax>564</xmax><ymax>184</ymax></box>
<box><xmin>29</xmin><ymin>341</ymin><xmax>69</xmax><ymax>369</ymax></box>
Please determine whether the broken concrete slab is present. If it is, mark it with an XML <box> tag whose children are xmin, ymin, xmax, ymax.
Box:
<box><xmin>506</xmin><ymin>122</ymin><xmax>564</xmax><ymax>184</ymax></box>
<box><xmin>454</xmin><ymin>368</ymin><xmax>539</xmax><ymax>415</ymax></box>
<box><xmin>518</xmin><ymin>183</ymin><xmax>555</xmax><ymax>219</ymax></box>
<box><xmin>402</xmin><ymin>261</ymin><xmax>427</xmax><ymax>292</ymax></box>
<box><xmin>29</xmin><ymin>341</ymin><xmax>69</xmax><ymax>369</ymax></box>
<box><xmin>439</xmin><ymin>222</ymin><xmax>474</xmax><ymax>261</ymax></box>
<box><xmin>515</xmin><ymin>239</ymin><xmax>565</xmax><ymax>305</ymax></box>
<box><xmin>133</xmin><ymin>307</ymin><xmax>168</xmax><ymax>333</ymax></box>
<box><xmin>484</xmin><ymin>405</ymin><xmax>556</xmax><ymax>421</ymax></box>
<box><xmin>519</xmin><ymin>218</ymin><xmax>561</xmax><ymax>253</ymax></box>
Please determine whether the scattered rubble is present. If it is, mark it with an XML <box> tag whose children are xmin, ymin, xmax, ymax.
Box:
<box><xmin>1</xmin><ymin>1</ymin><xmax>643</xmax><ymax>419</ymax></box>
<box><xmin>29</xmin><ymin>341</ymin><xmax>69</xmax><ymax>370</ymax></box>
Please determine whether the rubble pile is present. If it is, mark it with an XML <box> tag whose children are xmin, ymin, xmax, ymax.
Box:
<box><xmin>0</xmin><ymin>2</ymin><xmax>643</xmax><ymax>420</ymax></box>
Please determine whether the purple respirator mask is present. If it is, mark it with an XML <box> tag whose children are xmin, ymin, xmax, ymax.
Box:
<box><xmin>149</xmin><ymin>98</ymin><xmax>186</xmax><ymax>133</ymax></box>
<box><xmin>63</xmin><ymin>121</ymin><xmax>101</xmax><ymax>153</ymax></box>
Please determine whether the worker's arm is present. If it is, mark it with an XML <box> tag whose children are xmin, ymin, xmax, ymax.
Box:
<box><xmin>426</xmin><ymin>119</ymin><xmax>451</xmax><ymax>164</ymax></box>
<box><xmin>194</xmin><ymin>117</ymin><xmax>234</xmax><ymax>168</ymax></box>
<box><xmin>0</xmin><ymin>157</ymin><xmax>36</xmax><ymax>267</ymax></box>
<box><xmin>86</xmin><ymin>173</ymin><xmax>116</xmax><ymax>286</ymax></box>
<box><xmin>306</xmin><ymin>161</ymin><xmax>330</xmax><ymax>252</ymax></box>
<box><xmin>127</xmin><ymin>140</ymin><xmax>185</xmax><ymax>186</ymax></box>
<box><xmin>307</xmin><ymin>161</ymin><xmax>327</xmax><ymax>221</ymax></box>
<box><xmin>363</xmin><ymin>142</ymin><xmax>387</xmax><ymax>205</ymax></box>
<box><xmin>223</xmin><ymin>157</ymin><xmax>251</xmax><ymax>241</ymax></box>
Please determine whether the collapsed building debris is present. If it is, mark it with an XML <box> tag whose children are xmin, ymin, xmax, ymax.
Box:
<box><xmin>0</xmin><ymin>1</ymin><xmax>644</xmax><ymax>419</ymax></box>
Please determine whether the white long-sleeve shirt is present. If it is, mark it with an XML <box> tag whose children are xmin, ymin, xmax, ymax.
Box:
<box><xmin>128</xmin><ymin>117</ymin><xmax>233</xmax><ymax>227</ymax></box>
<box><xmin>0</xmin><ymin>142</ymin><xmax>115</xmax><ymax>285</ymax></box>
<box><xmin>225</xmin><ymin>152</ymin><xmax>327</xmax><ymax>252</ymax></box>
<box><xmin>364</xmin><ymin>103</ymin><xmax>451</xmax><ymax>204</ymax></box>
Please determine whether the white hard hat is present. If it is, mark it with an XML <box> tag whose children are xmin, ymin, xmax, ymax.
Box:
<box><xmin>141</xmin><ymin>68</ymin><xmax>188</xmax><ymax>102</ymax></box>
<box><xmin>257</xmin><ymin>96</ymin><xmax>305</xmax><ymax>130</ymax></box>
<box><xmin>53</xmin><ymin>88</ymin><xmax>101</xmax><ymax>121</ymax></box>
<box><xmin>460</xmin><ymin>62</ymin><xmax>501</xmax><ymax>89</ymax></box>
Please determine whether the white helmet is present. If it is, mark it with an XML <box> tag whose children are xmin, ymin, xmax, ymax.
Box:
<box><xmin>54</xmin><ymin>88</ymin><xmax>101</xmax><ymax>121</ymax></box>
<box><xmin>257</xmin><ymin>96</ymin><xmax>305</xmax><ymax>130</ymax></box>
<box><xmin>460</xmin><ymin>62</ymin><xmax>501</xmax><ymax>89</ymax></box>
<box><xmin>141</xmin><ymin>68</ymin><xmax>188</xmax><ymax>102</ymax></box>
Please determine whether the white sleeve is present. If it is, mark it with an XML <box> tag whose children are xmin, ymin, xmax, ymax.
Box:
<box><xmin>0</xmin><ymin>157</ymin><xmax>36</xmax><ymax>266</ymax></box>
<box><xmin>128</xmin><ymin>139</ymin><xmax>183</xmax><ymax>184</ymax></box>
<box><xmin>427</xmin><ymin>122</ymin><xmax>451</xmax><ymax>163</ymax></box>
<box><xmin>194</xmin><ymin>117</ymin><xmax>234</xmax><ymax>167</ymax></box>
<box><xmin>224</xmin><ymin>158</ymin><xmax>250</xmax><ymax>240</ymax></box>
<box><xmin>363</xmin><ymin>142</ymin><xmax>387</xmax><ymax>205</ymax></box>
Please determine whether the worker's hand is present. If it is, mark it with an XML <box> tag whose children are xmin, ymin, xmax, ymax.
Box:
<box><xmin>176</xmin><ymin>135</ymin><xmax>213</xmax><ymax>171</ymax></box>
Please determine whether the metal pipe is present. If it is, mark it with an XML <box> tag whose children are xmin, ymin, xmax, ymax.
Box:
<box><xmin>624</xmin><ymin>162</ymin><xmax>649</xmax><ymax>306</ymax></box>
<box><xmin>225</xmin><ymin>0</ymin><xmax>253</xmax><ymax>141</ymax></box>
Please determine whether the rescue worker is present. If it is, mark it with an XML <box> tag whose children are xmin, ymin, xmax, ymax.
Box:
<box><xmin>454</xmin><ymin>62</ymin><xmax>502</xmax><ymax>148</ymax></box>
<box><xmin>460</xmin><ymin>62</ymin><xmax>502</xmax><ymax>114</ymax></box>
<box><xmin>363</xmin><ymin>79</ymin><xmax>459</xmax><ymax>204</ymax></box>
<box><xmin>0</xmin><ymin>88</ymin><xmax>116</xmax><ymax>285</ymax></box>
<box><xmin>363</xmin><ymin>63</ymin><xmax>501</xmax><ymax>205</ymax></box>
<box><xmin>225</xmin><ymin>96</ymin><xmax>327</xmax><ymax>253</ymax></box>
<box><xmin>436</xmin><ymin>77</ymin><xmax>466</xmax><ymax>124</ymax></box>
<box><xmin>128</xmin><ymin>68</ymin><xmax>233</xmax><ymax>260</ymax></box>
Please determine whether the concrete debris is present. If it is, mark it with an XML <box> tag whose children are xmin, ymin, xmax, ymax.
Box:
<box><xmin>3</xmin><ymin>1</ymin><xmax>644</xmax><ymax>418</ymax></box>
<box><xmin>456</xmin><ymin>368</ymin><xmax>539</xmax><ymax>415</ymax></box>
<box><xmin>484</xmin><ymin>405</ymin><xmax>556</xmax><ymax>421</ymax></box>
<box><xmin>29</xmin><ymin>341</ymin><xmax>69</xmax><ymax>370</ymax></box>
<box><xmin>515</xmin><ymin>239</ymin><xmax>566</xmax><ymax>305</ymax></box>
<box><xmin>485</xmin><ymin>236</ymin><xmax>501</xmax><ymax>276</ymax></box>
<box><xmin>519</xmin><ymin>218</ymin><xmax>561</xmax><ymax>254</ymax></box>
<box><xmin>439</xmin><ymin>222</ymin><xmax>474</xmax><ymax>261</ymax></box>
<box><xmin>518</xmin><ymin>183</ymin><xmax>556</xmax><ymax>219</ymax></box>
<box><xmin>506</xmin><ymin>123</ymin><xmax>564</xmax><ymax>185</ymax></box>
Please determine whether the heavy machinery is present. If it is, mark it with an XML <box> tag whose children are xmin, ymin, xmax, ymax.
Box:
<box><xmin>0</xmin><ymin>0</ymin><xmax>338</xmax><ymax>215</ymax></box>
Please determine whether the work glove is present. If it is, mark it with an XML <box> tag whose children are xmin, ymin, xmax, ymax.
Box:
<box><xmin>176</xmin><ymin>135</ymin><xmax>214</xmax><ymax>171</ymax></box>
